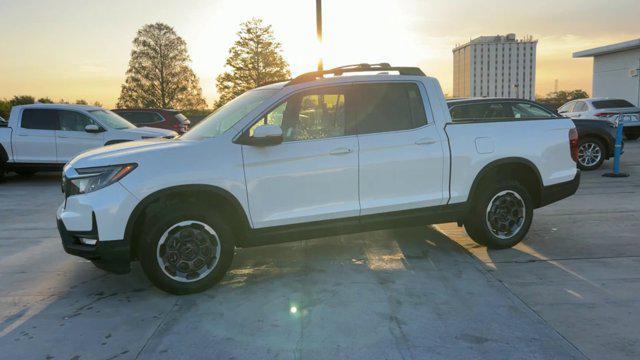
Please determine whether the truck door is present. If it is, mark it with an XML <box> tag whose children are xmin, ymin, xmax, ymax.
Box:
<box><xmin>242</xmin><ymin>84</ymin><xmax>360</xmax><ymax>228</ymax></box>
<box><xmin>353</xmin><ymin>82</ymin><xmax>445</xmax><ymax>216</ymax></box>
<box><xmin>12</xmin><ymin>108</ymin><xmax>58</xmax><ymax>163</ymax></box>
<box><xmin>56</xmin><ymin>110</ymin><xmax>105</xmax><ymax>163</ymax></box>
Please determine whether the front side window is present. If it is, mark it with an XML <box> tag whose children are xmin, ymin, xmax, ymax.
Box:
<box><xmin>573</xmin><ymin>101</ymin><xmax>588</xmax><ymax>112</ymax></box>
<box><xmin>59</xmin><ymin>110</ymin><xmax>97</xmax><ymax>131</ymax></box>
<box><xmin>558</xmin><ymin>102</ymin><xmax>574</xmax><ymax>113</ymax></box>
<box><xmin>352</xmin><ymin>83</ymin><xmax>427</xmax><ymax>134</ymax></box>
<box><xmin>250</xmin><ymin>86</ymin><xmax>349</xmax><ymax>142</ymax></box>
<box><xmin>510</xmin><ymin>102</ymin><xmax>556</xmax><ymax>119</ymax></box>
<box><xmin>21</xmin><ymin>109</ymin><xmax>59</xmax><ymax>130</ymax></box>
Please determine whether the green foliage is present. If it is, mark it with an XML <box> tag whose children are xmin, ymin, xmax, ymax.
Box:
<box><xmin>10</xmin><ymin>95</ymin><xmax>35</xmax><ymax>107</ymax></box>
<box><xmin>538</xmin><ymin>89</ymin><xmax>589</xmax><ymax>110</ymax></box>
<box><xmin>37</xmin><ymin>97</ymin><xmax>53</xmax><ymax>103</ymax></box>
<box><xmin>75</xmin><ymin>99</ymin><xmax>88</xmax><ymax>105</ymax></box>
<box><xmin>215</xmin><ymin>18</ymin><xmax>290</xmax><ymax>108</ymax></box>
<box><xmin>0</xmin><ymin>99</ymin><xmax>10</xmax><ymax>119</ymax></box>
<box><xmin>117</xmin><ymin>23</ymin><xmax>207</xmax><ymax>110</ymax></box>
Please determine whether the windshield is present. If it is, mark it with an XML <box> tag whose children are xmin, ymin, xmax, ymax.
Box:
<box><xmin>592</xmin><ymin>99</ymin><xmax>635</xmax><ymax>109</ymax></box>
<box><xmin>182</xmin><ymin>89</ymin><xmax>278</xmax><ymax>140</ymax></box>
<box><xmin>89</xmin><ymin>110</ymin><xmax>136</xmax><ymax>130</ymax></box>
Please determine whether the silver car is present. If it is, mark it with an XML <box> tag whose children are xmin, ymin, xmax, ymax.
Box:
<box><xmin>558</xmin><ymin>98</ymin><xmax>640</xmax><ymax>140</ymax></box>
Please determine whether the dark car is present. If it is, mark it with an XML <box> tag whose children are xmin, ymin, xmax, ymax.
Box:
<box><xmin>112</xmin><ymin>109</ymin><xmax>191</xmax><ymax>134</ymax></box>
<box><xmin>446</xmin><ymin>98</ymin><xmax>620</xmax><ymax>171</ymax></box>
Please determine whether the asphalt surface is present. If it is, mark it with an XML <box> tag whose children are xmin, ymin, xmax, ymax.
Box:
<box><xmin>0</xmin><ymin>141</ymin><xmax>638</xmax><ymax>359</ymax></box>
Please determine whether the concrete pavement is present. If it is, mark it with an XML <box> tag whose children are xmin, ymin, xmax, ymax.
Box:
<box><xmin>0</xmin><ymin>141</ymin><xmax>638</xmax><ymax>359</ymax></box>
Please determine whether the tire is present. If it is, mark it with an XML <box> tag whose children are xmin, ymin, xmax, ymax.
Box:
<box><xmin>138</xmin><ymin>203</ymin><xmax>235</xmax><ymax>294</ymax></box>
<box><xmin>464</xmin><ymin>180</ymin><xmax>533</xmax><ymax>249</ymax></box>
<box><xmin>16</xmin><ymin>170</ymin><xmax>37</xmax><ymax>176</ymax></box>
<box><xmin>576</xmin><ymin>138</ymin><xmax>605</xmax><ymax>171</ymax></box>
<box><xmin>624</xmin><ymin>132</ymin><xmax>639</xmax><ymax>140</ymax></box>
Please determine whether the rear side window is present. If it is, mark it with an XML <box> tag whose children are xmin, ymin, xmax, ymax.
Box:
<box><xmin>449</xmin><ymin>102</ymin><xmax>512</xmax><ymax>121</ymax></box>
<box><xmin>352</xmin><ymin>83</ymin><xmax>427</xmax><ymax>135</ymax></box>
<box><xmin>175</xmin><ymin>113</ymin><xmax>189</xmax><ymax>123</ymax></box>
<box><xmin>119</xmin><ymin>112</ymin><xmax>163</xmax><ymax>125</ymax></box>
<box><xmin>21</xmin><ymin>109</ymin><xmax>59</xmax><ymax>130</ymax></box>
<box><xmin>558</xmin><ymin>102</ymin><xmax>574</xmax><ymax>113</ymax></box>
<box><xmin>510</xmin><ymin>102</ymin><xmax>556</xmax><ymax>119</ymax></box>
<box><xmin>592</xmin><ymin>99</ymin><xmax>635</xmax><ymax>109</ymax></box>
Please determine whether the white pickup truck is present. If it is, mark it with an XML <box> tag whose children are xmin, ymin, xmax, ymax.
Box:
<box><xmin>0</xmin><ymin>104</ymin><xmax>177</xmax><ymax>176</ymax></box>
<box><xmin>57</xmin><ymin>64</ymin><xmax>580</xmax><ymax>294</ymax></box>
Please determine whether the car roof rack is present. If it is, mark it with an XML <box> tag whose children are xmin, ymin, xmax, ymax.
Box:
<box><xmin>286</xmin><ymin>63</ymin><xmax>425</xmax><ymax>86</ymax></box>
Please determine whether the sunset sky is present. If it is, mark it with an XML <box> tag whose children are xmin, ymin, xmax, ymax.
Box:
<box><xmin>1</xmin><ymin>0</ymin><xmax>638</xmax><ymax>108</ymax></box>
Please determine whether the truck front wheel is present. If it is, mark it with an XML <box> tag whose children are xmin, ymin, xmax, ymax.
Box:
<box><xmin>138</xmin><ymin>205</ymin><xmax>235</xmax><ymax>294</ymax></box>
<box><xmin>465</xmin><ymin>181</ymin><xmax>533</xmax><ymax>249</ymax></box>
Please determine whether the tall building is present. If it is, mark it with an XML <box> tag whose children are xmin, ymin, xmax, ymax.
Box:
<box><xmin>453</xmin><ymin>34</ymin><xmax>537</xmax><ymax>100</ymax></box>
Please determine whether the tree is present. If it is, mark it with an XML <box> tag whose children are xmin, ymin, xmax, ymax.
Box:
<box><xmin>93</xmin><ymin>101</ymin><xmax>103</xmax><ymax>107</ymax></box>
<box><xmin>0</xmin><ymin>99</ymin><xmax>10</xmax><ymax>119</ymax></box>
<box><xmin>75</xmin><ymin>99</ymin><xmax>88</xmax><ymax>105</ymax></box>
<box><xmin>538</xmin><ymin>89</ymin><xmax>589</xmax><ymax>110</ymax></box>
<box><xmin>215</xmin><ymin>18</ymin><xmax>290</xmax><ymax>108</ymax></box>
<box><xmin>10</xmin><ymin>95</ymin><xmax>35</xmax><ymax>107</ymax></box>
<box><xmin>117</xmin><ymin>23</ymin><xmax>206</xmax><ymax>110</ymax></box>
<box><xmin>37</xmin><ymin>97</ymin><xmax>53</xmax><ymax>103</ymax></box>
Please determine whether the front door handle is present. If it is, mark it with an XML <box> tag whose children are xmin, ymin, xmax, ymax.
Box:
<box><xmin>329</xmin><ymin>147</ymin><xmax>352</xmax><ymax>155</ymax></box>
<box><xmin>415</xmin><ymin>137</ymin><xmax>438</xmax><ymax>145</ymax></box>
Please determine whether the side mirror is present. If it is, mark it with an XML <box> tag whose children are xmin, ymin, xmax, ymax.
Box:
<box><xmin>248</xmin><ymin>124</ymin><xmax>283</xmax><ymax>146</ymax></box>
<box><xmin>85</xmin><ymin>124</ymin><xmax>103</xmax><ymax>133</ymax></box>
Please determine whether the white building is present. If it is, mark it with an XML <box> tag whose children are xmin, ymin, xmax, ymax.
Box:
<box><xmin>453</xmin><ymin>34</ymin><xmax>537</xmax><ymax>100</ymax></box>
<box><xmin>573</xmin><ymin>38</ymin><xmax>640</xmax><ymax>106</ymax></box>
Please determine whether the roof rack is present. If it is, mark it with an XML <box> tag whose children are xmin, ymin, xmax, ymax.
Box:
<box><xmin>286</xmin><ymin>63</ymin><xmax>425</xmax><ymax>86</ymax></box>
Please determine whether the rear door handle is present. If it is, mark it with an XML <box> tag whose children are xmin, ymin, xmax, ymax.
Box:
<box><xmin>329</xmin><ymin>147</ymin><xmax>352</xmax><ymax>155</ymax></box>
<box><xmin>415</xmin><ymin>137</ymin><xmax>438</xmax><ymax>145</ymax></box>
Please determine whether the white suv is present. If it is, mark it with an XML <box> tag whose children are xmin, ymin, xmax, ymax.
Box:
<box><xmin>57</xmin><ymin>64</ymin><xmax>580</xmax><ymax>294</ymax></box>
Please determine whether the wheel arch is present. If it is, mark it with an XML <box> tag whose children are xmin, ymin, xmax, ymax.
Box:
<box><xmin>467</xmin><ymin>157</ymin><xmax>543</xmax><ymax>208</ymax></box>
<box><xmin>0</xmin><ymin>143</ymin><xmax>8</xmax><ymax>164</ymax></box>
<box><xmin>124</xmin><ymin>184</ymin><xmax>251</xmax><ymax>259</ymax></box>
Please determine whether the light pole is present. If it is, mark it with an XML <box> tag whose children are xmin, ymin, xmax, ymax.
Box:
<box><xmin>316</xmin><ymin>0</ymin><xmax>323</xmax><ymax>71</ymax></box>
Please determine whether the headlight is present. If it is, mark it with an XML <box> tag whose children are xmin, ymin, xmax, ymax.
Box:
<box><xmin>67</xmin><ymin>164</ymin><xmax>137</xmax><ymax>196</ymax></box>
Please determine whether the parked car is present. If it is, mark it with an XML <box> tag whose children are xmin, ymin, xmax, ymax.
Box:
<box><xmin>57</xmin><ymin>63</ymin><xmax>580</xmax><ymax>294</ymax></box>
<box><xmin>447</xmin><ymin>98</ymin><xmax>619</xmax><ymax>170</ymax></box>
<box><xmin>0</xmin><ymin>104</ymin><xmax>177</xmax><ymax>176</ymax></box>
<box><xmin>558</xmin><ymin>98</ymin><xmax>640</xmax><ymax>140</ymax></box>
<box><xmin>112</xmin><ymin>109</ymin><xmax>191</xmax><ymax>134</ymax></box>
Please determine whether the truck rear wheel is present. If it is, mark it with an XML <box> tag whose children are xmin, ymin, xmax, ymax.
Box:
<box><xmin>465</xmin><ymin>180</ymin><xmax>533</xmax><ymax>249</ymax></box>
<box><xmin>138</xmin><ymin>205</ymin><xmax>235</xmax><ymax>294</ymax></box>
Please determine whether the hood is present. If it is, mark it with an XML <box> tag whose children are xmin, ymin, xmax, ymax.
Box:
<box><xmin>67</xmin><ymin>138</ymin><xmax>194</xmax><ymax>169</ymax></box>
<box><xmin>124</xmin><ymin>126</ymin><xmax>178</xmax><ymax>137</ymax></box>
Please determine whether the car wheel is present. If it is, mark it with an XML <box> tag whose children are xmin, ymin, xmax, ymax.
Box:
<box><xmin>577</xmin><ymin>138</ymin><xmax>605</xmax><ymax>171</ymax></box>
<box><xmin>138</xmin><ymin>204</ymin><xmax>235</xmax><ymax>294</ymax></box>
<box><xmin>465</xmin><ymin>180</ymin><xmax>533</xmax><ymax>249</ymax></box>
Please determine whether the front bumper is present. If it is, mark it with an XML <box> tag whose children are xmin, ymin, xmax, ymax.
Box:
<box><xmin>57</xmin><ymin>218</ymin><xmax>131</xmax><ymax>273</ymax></box>
<box><xmin>539</xmin><ymin>170</ymin><xmax>580</xmax><ymax>207</ymax></box>
<box><xmin>57</xmin><ymin>181</ymin><xmax>139</xmax><ymax>274</ymax></box>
